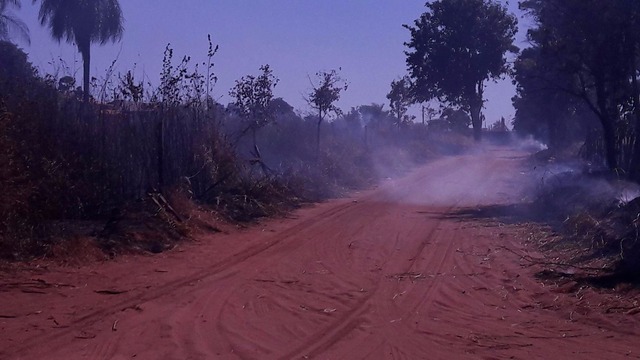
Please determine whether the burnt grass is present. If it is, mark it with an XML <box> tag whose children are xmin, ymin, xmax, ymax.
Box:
<box><xmin>451</xmin><ymin>150</ymin><xmax>640</xmax><ymax>287</ymax></box>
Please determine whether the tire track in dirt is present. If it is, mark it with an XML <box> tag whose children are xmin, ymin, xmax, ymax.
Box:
<box><xmin>275</xmin><ymin>158</ymin><xmax>483</xmax><ymax>358</ymax></box>
<box><xmin>296</xmin><ymin>150</ymin><xmax>536</xmax><ymax>359</ymax></box>
<box><xmin>387</xmin><ymin>170</ymin><xmax>521</xmax><ymax>357</ymax></box>
<box><xmin>379</xmin><ymin>152</ymin><xmax>538</xmax><ymax>358</ymax></box>
<box><xmin>210</xmin><ymin>199</ymin><xmax>396</xmax><ymax>359</ymax></box>
<box><xmin>21</xmin><ymin>191</ymin><xmax>405</xmax><ymax>359</ymax></box>
<box><xmin>280</xmin><ymin>230</ymin><xmax>455</xmax><ymax>360</ymax></box>
<box><xmin>134</xmin><ymin>196</ymin><xmax>395</xmax><ymax>359</ymax></box>
<box><xmin>3</xmin><ymin>199</ymin><xmax>361</xmax><ymax>358</ymax></box>
<box><xmin>335</xmin><ymin>152</ymin><xmax>639</xmax><ymax>359</ymax></box>
<box><xmin>5</xmin><ymin>147</ymin><xmax>640</xmax><ymax>359</ymax></box>
<box><xmin>190</xmin><ymin>151</ymin><xmax>507</xmax><ymax>359</ymax></box>
<box><xmin>321</xmin><ymin>227</ymin><xmax>465</xmax><ymax>357</ymax></box>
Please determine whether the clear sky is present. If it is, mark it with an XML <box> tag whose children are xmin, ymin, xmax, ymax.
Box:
<box><xmin>11</xmin><ymin>0</ymin><xmax>530</xmax><ymax>125</ymax></box>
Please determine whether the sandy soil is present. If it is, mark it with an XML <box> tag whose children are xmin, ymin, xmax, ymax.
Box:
<box><xmin>1</xmin><ymin>147</ymin><xmax>639</xmax><ymax>359</ymax></box>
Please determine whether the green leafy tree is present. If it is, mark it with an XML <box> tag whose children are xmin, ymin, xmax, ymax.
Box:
<box><xmin>511</xmin><ymin>46</ymin><xmax>589</xmax><ymax>149</ymax></box>
<box><xmin>0</xmin><ymin>0</ymin><xmax>29</xmax><ymax>43</ymax></box>
<box><xmin>520</xmin><ymin>0</ymin><xmax>640</xmax><ymax>172</ymax></box>
<box><xmin>35</xmin><ymin>0</ymin><xmax>124</xmax><ymax>102</ymax></box>
<box><xmin>387</xmin><ymin>76</ymin><xmax>413</xmax><ymax>128</ymax></box>
<box><xmin>404</xmin><ymin>0</ymin><xmax>517</xmax><ymax>140</ymax></box>
<box><xmin>229</xmin><ymin>64</ymin><xmax>279</xmax><ymax>150</ymax></box>
<box><xmin>307</xmin><ymin>69</ymin><xmax>348</xmax><ymax>154</ymax></box>
<box><xmin>441</xmin><ymin>107</ymin><xmax>471</xmax><ymax>133</ymax></box>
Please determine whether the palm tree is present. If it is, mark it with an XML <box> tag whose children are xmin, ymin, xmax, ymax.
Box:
<box><xmin>0</xmin><ymin>0</ymin><xmax>30</xmax><ymax>44</ymax></box>
<box><xmin>35</xmin><ymin>0</ymin><xmax>124</xmax><ymax>102</ymax></box>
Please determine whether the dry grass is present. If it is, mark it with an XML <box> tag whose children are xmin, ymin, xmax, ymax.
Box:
<box><xmin>0</xmin><ymin>42</ymin><xmax>472</xmax><ymax>261</ymax></box>
<box><xmin>530</xmin><ymin>154</ymin><xmax>640</xmax><ymax>281</ymax></box>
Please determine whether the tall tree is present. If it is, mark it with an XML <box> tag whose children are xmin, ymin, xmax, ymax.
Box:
<box><xmin>35</xmin><ymin>0</ymin><xmax>124</xmax><ymax>102</ymax></box>
<box><xmin>0</xmin><ymin>0</ymin><xmax>29</xmax><ymax>43</ymax></box>
<box><xmin>306</xmin><ymin>69</ymin><xmax>348</xmax><ymax>154</ymax></box>
<box><xmin>404</xmin><ymin>0</ymin><xmax>517</xmax><ymax>140</ymax></box>
<box><xmin>387</xmin><ymin>76</ymin><xmax>413</xmax><ymax>128</ymax></box>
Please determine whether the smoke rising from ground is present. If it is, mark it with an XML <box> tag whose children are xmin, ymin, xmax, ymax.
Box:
<box><xmin>533</xmin><ymin>160</ymin><xmax>640</xmax><ymax>211</ymax></box>
<box><xmin>377</xmin><ymin>143</ymin><xmax>533</xmax><ymax>208</ymax></box>
<box><xmin>375</xmin><ymin>136</ymin><xmax>640</xmax><ymax>222</ymax></box>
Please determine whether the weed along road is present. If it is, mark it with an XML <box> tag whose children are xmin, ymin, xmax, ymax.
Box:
<box><xmin>1</xmin><ymin>147</ymin><xmax>639</xmax><ymax>359</ymax></box>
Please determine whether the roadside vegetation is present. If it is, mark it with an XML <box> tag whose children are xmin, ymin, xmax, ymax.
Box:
<box><xmin>509</xmin><ymin>1</ymin><xmax>640</xmax><ymax>282</ymax></box>
<box><xmin>0</xmin><ymin>34</ymin><xmax>475</xmax><ymax>259</ymax></box>
<box><xmin>3</xmin><ymin>0</ymin><xmax>518</xmax><ymax>261</ymax></box>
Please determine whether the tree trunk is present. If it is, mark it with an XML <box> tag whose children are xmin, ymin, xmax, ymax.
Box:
<box><xmin>470</xmin><ymin>82</ymin><xmax>484</xmax><ymax>141</ymax></box>
<box><xmin>81</xmin><ymin>45</ymin><xmax>91</xmax><ymax>103</ymax></box>
<box><xmin>601</xmin><ymin>118</ymin><xmax>618</xmax><ymax>171</ymax></box>
<box><xmin>591</xmin><ymin>71</ymin><xmax>619</xmax><ymax>171</ymax></box>
<box><xmin>316</xmin><ymin>109</ymin><xmax>322</xmax><ymax>157</ymax></box>
<box><xmin>470</xmin><ymin>102</ymin><xmax>482</xmax><ymax>141</ymax></box>
<box><xmin>546</xmin><ymin>110</ymin><xmax>565</xmax><ymax>150</ymax></box>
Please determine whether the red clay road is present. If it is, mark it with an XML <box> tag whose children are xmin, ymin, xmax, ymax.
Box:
<box><xmin>1</xmin><ymin>147</ymin><xmax>639</xmax><ymax>359</ymax></box>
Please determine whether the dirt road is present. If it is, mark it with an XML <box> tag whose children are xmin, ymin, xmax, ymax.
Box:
<box><xmin>1</xmin><ymin>147</ymin><xmax>639</xmax><ymax>359</ymax></box>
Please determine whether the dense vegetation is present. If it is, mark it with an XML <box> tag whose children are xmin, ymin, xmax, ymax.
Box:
<box><xmin>513</xmin><ymin>0</ymin><xmax>640</xmax><ymax>179</ymax></box>
<box><xmin>0</xmin><ymin>38</ymin><xmax>473</xmax><ymax>258</ymax></box>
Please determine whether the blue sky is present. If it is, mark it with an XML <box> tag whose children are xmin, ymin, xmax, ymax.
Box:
<box><xmin>11</xmin><ymin>0</ymin><xmax>530</xmax><ymax>125</ymax></box>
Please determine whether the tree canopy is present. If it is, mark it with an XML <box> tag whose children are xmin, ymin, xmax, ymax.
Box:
<box><xmin>35</xmin><ymin>0</ymin><xmax>124</xmax><ymax>102</ymax></box>
<box><xmin>229</xmin><ymin>64</ymin><xmax>279</xmax><ymax>149</ymax></box>
<box><xmin>306</xmin><ymin>69</ymin><xmax>348</xmax><ymax>154</ymax></box>
<box><xmin>0</xmin><ymin>0</ymin><xmax>29</xmax><ymax>44</ymax></box>
<box><xmin>387</xmin><ymin>76</ymin><xmax>413</xmax><ymax>128</ymax></box>
<box><xmin>517</xmin><ymin>0</ymin><xmax>640</xmax><ymax>172</ymax></box>
<box><xmin>404</xmin><ymin>0</ymin><xmax>517</xmax><ymax>140</ymax></box>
